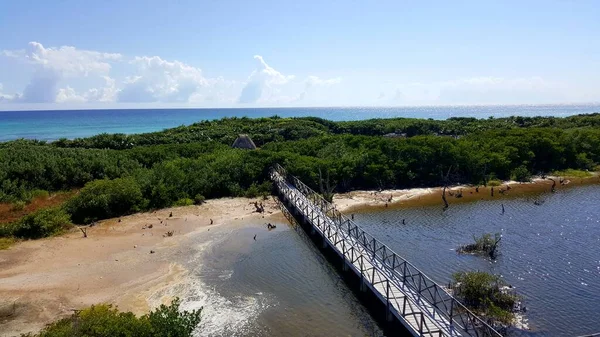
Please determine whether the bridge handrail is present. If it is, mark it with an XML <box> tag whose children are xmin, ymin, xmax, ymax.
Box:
<box><xmin>271</xmin><ymin>163</ymin><xmax>503</xmax><ymax>337</ymax></box>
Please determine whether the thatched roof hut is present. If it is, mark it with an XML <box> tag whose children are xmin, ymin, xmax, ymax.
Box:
<box><xmin>231</xmin><ymin>134</ymin><xmax>257</xmax><ymax>150</ymax></box>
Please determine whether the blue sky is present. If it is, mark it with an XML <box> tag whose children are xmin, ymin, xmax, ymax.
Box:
<box><xmin>0</xmin><ymin>0</ymin><xmax>599</xmax><ymax>109</ymax></box>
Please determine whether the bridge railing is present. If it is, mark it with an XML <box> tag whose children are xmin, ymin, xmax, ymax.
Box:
<box><xmin>272</xmin><ymin>169</ymin><xmax>446</xmax><ymax>336</ymax></box>
<box><xmin>271</xmin><ymin>164</ymin><xmax>503</xmax><ymax>337</ymax></box>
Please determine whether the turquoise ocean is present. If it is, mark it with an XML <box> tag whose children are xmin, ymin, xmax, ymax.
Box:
<box><xmin>1</xmin><ymin>104</ymin><xmax>599</xmax><ymax>142</ymax></box>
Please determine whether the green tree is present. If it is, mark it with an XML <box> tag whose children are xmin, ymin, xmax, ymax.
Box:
<box><xmin>66</xmin><ymin>177</ymin><xmax>146</xmax><ymax>224</ymax></box>
<box><xmin>10</xmin><ymin>207</ymin><xmax>71</xmax><ymax>239</ymax></box>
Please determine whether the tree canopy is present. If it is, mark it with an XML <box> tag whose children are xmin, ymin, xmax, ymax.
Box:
<box><xmin>0</xmin><ymin>114</ymin><xmax>598</xmax><ymax>226</ymax></box>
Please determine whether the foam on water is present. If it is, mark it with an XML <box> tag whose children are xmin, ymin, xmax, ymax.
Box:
<box><xmin>181</xmin><ymin>279</ymin><xmax>272</xmax><ymax>337</ymax></box>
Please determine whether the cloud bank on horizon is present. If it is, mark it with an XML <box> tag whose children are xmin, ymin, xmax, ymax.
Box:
<box><xmin>0</xmin><ymin>41</ymin><xmax>597</xmax><ymax>109</ymax></box>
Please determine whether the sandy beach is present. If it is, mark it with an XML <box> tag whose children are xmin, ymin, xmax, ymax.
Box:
<box><xmin>1</xmin><ymin>174</ymin><xmax>598</xmax><ymax>335</ymax></box>
<box><xmin>334</xmin><ymin>175</ymin><xmax>600</xmax><ymax>213</ymax></box>
<box><xmin>0</xmin><ymin>197</ymin><xmax>280</xmax><ymax>336</ymax></box>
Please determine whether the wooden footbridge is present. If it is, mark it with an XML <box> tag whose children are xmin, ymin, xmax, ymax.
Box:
<box><xmin>270</xmin><ymin>164</ymin><xmax>503</xmax><ymax>337</ymax></box>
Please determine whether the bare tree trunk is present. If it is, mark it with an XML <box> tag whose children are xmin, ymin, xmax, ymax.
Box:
<box><xmin>442</xmin><ymin>186</ymin><xmax>449</xmax><ymax>211</ymax></box>
<box><xmin>489</xmin><ymin>237</ymin><xmax>502</xmax><ymax>259</ymax></box>
<box><xmin>318</xmin><ymin>168</ymin><xmax>336</xmax><ymax>203</ymax></box>
<box><xmin>548</xmin><ymin>178</ymin><xmax>557</xmax><ymax>193</ymax></box>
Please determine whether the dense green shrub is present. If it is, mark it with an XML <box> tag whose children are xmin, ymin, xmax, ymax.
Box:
<box><xmin>9</xmin><ymin>207</ymin><xmax>71</xmax><ymax>239</ymax></box>
<box><xmin>66</xmin><ymin>178</ymin><xmax>146</xmax><ymax>224</ymax></box>
<box><xmin>194</xmin><ymin>194</ymin><xmax>205</xmax><ymax>205</ymax></box>
<box><xmin>174</xmin><ymin>198</ymin><xmax>194</xmax><ymax>207</ymax></box>
<box><xmin>451</xmin><ymin>271</ymin><xmax>518</xmax><ymax>324</ymax></box>
<box><xmin>23</xmin><ymin>298</ymin><xmax>201</xmax><ymax>337</ymax></box>
<box><xmin>11</xmin><ymin>200</ymin><xmax>26</xmax><ymax>211</ymax></box>
<box><xmin>511</xmin><ymin>165</ymin><xmax>531</xmax><ymax>182</ymax></box>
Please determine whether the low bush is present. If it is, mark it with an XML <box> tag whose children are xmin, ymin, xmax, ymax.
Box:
<box><xmin>510</xmin><ymin>166</ymin><xmax>531</xmax><ymax>182</ymax></box>
<box><xmin>66</xmin><ymin>178</ymin><xmax>146</xmax><ymax>224</ymax></box>
<box><xmin>244</xmin><ymin>183</ymin><xmax>260</xmax><ymax>198</ymax></box>
<box><xmin>486</xmin><ymin>179</ymin><xmax>503</xmax><ymax>187</ymax></box>
<box><xmin>174</xmin><ymin>198</ymin><xmax>194</xmax><ymax>207</ymax></box>
<box><xmin>451</xmin><ymin>271</ymin><xmax>518</xmax><ymax>325</ymax></box>
<box><xmin>23</xmin><ymin>298</ymin><xmax>201</xmax><ymax>337</ymax></box>
<box><xmin>9</xmin><ymin>207</ymin><xmax>71</xmax><ymax>239</ymax></box>
<box><xmin>0</xmin><ymin>237</ymin><xmax>16</xmax><ymax>250</ymax></box>
<box><xmin>458</xmin><ymin>233</ymin><xmax>501</xmax><ymax>259</ymax></box>
<box><xmin>10</xmin><ymin>201</ymin><xmax>26</xmax><ymax>211</ymax></box>
<box><xmin>551</xmin><ymin>168</ymin><xmax>593</xmax><ymax>178</ymax></box>
<box><xmin>194</xmin><ymin>194</ymin><xmax>205</xmax><ymax>205</ymax></box>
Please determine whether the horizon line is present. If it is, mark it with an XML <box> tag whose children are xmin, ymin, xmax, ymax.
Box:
<box><xmin>1</xmin><ymin>101</ymin><xmax>599</xmax><ymax>113</ymax></box>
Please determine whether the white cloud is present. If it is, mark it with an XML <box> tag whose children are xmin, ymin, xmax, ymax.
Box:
<box><xmin>306</xmin><ymin>75</ymin><xmax>342</xmax><ymax>87</ymax></box>
<box><xmin>292</xmin><ymin>75</ymin><xmax>342</xmax><ymax>102</ymax></box>
<box><xmin>56</xmin><ymin>86</ymin><xmax>86</xmax><ymax>103</ymax></box>
<box><xmin>117</xmin><ymin>56</ymin><xmax>208</xmax><ymax>103</ymax></box>
<box><xmin>238</xmin><ymin>55</ymin><xmax>294</xmax><ymax>103</ymax></box>
<box><xmin>385</xmin><ymin>76</ymin><xmax>569</xmax><ymax>105</ymax></box>
<box><xmin>86</xmin><ymin>76</ymin><xmax>118</xmax><ymax>102</ymax></box>
<box><xmin>3</xmin><ymin>41</ymin><xmax>120</xmax><ymax>76</ymax></box>
<box><xmin>0</xmin><ymin>83</ymin><xmax>14</xmax><ymax>101</ymax></box>
<box><xmin>1</xmin><ymin>43</ymin><xmax>341</xmax><ymax>107</ymax></box>
<box><xmin>2</xmin><ymin>42</ymin><xmax>121</xmax><ymax>103</ymax></box>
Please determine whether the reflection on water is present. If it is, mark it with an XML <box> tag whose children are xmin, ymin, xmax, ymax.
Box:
<box><xmin>180</xmin><ymin>185</ymin><xmax>599</xmax><ymax>337</ymax></box>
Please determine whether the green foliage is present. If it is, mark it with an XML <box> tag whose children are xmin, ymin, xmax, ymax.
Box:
<box><xmin>194</xmin><ymin>194</ymin><xmax>206</xmax><ymax>205</ymax></box>
<box><xmin>23</xmin><ymin>298</ymin><xmax>201</xmax><ymax>337</ymax></box>
<box><xmin>11</xmin><ymin>200</ymin><xmax>26</xmax><ymax>211</ymax></box>
<box><xmin>552</xmin><ymin>168</ymin><xmax>593</xmax><ymax>178</ymax></box>
<box><xmin>174</xmin><ymin>198</ymin><xmax>194</xmax><ymax>207</ymax></box>
<box><xmin>458</xmin><ymin>233</ymin><xmax>501</xmax><ymax>259</ymax></box>
<box><xmin>0</xmin><ymin>237</ymin><xmax>17</xmax><ymax>250</ymax></box>
<box><xmin>0</xmin><ymin>114</ymin><xmax>599</xmax><ymax>226</ymax></box>
<box><xmin>9</xmin><ymin>207</ymin><xmax>71</xmax><ymax>239</ymax></box>
<box><xmin>30</xmin><ymin>189</ymin><xmax>50</xmax><ymax>199</ymax></box>
<box><xmin>147</xmin><ymin>298</ymin><xmax>202</xmax><ymax>337</ymax></box>
<box><xmin>66</xmin><ymin>178</ymin><xmax>146</xmax><ymax>224</ymax></box>
<box><xmin>0</xmin><ymin>223</ymin><xmax>12</xmax><ymax>238</ymax></box>
<box><xmin>244</xmin><ymin>183</ymin><xmax>260</xmax><ymax>198</ymax></box>
<box><xmin>486</xmin><ymin>179</ymin><xmax>502</xmax><ymax>187</ymax></box>
<box><xmin>451</xmin><ymin>271</ymin><xmax>518</xmax><ymax>324</ymax></box>
<box><xmin>510</xmin><ymin>165</ymin><xmax>531</xmax><ymax>182</ymax></box>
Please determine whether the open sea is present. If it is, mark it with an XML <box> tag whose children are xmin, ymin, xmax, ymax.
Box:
<box><xmin>1</xmin><ymin>104</ymin><xmax>599</xmax><ymax>142</ymax></box>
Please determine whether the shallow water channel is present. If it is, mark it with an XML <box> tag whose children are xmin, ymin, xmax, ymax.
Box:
<box><xmin>181</xmin><ymin>185</ymin><xmax>600</xmax><ymax>337</ymax></box>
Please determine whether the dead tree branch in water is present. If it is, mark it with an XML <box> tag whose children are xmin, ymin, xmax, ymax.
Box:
<box><xmin>547</xmin><ymin>178</ymin><xmax>557</xmax><ymax>193</ymax></box>
<box><xmin>442</xmin><ymin>186</ymin><xmax>449</xmax><ymax>211</ymax></box>
<box><xmin>458</xmin><ymin>233</ymin><xmax>502</xmax><ymax>260</ymax></box>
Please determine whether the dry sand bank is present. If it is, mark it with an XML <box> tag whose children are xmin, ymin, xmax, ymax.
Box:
<box><xmin>0</xmin><ymin>197</ymin><xmax>279</xmax><ymax>336</ymax></box>
<box><xmin>334</xmin><ymin>175</ymin><xmax>600</xmax><ymax>213</ymax></box>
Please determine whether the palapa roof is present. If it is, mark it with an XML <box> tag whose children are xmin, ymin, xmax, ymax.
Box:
<box><xmin>231</xmin><ymin>134</ymin><xmax>257</xmax><ymax>150</ymax></box>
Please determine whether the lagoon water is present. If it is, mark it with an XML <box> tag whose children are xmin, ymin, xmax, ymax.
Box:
<box><xmin>1</xmin><ymin>104</ymin><xmax>599</xmax><ymax>141</ymax></box>
<box><xmin>185</xmin><ymin>185</ymin><xmax>600</xmax><ymax>337</ymax></box>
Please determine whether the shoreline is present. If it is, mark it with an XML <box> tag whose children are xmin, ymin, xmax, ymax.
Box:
<box><xmin>334</xmin><ymin>174</ymin><xmax>600</xmax><ymax>213</ymax></box>
<box><xmin>0</xmin><ymin>197</ymin><xmax>280</xmax><ymax>336</ymax></box>
<box><xmin>1</xmin><ymin>174</ymin><xmax>598</xmax><ymax>335</ymax></box>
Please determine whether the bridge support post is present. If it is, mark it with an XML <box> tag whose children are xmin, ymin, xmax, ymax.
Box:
<box><xmin>360</xmin><ymin>280</ymin><xmax>367</xmax><ymax>292</ymax></box>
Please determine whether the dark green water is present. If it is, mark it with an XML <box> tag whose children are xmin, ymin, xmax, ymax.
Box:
<box><xmin>180</xmin><ymin>185</ymin><xmax>600</xmax><ymax>337</ymax></box>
